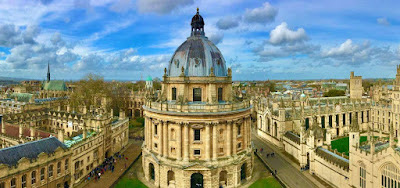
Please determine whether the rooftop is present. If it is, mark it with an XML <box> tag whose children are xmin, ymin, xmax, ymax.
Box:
<box><xmin>0</xmin><ymin>137</ymin><xmax>67</xmax><ymax>166</ymax></box>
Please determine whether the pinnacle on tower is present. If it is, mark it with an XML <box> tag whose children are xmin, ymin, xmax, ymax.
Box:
<box><xmin>47</xmin><ymin>62</ymin><xmax>51</xmax><ymax>82</ymax></box>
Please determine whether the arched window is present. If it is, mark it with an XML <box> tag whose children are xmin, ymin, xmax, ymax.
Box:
<box><xmin>10</xmin><ymin>178</ymin><xmax>16</xmax><ymax>188</ymax></box>
<box><xmin>240</xmin><ymin>163</ymin><xmax>247</xmax><ymax>181</ymax></box>
<box><xmin>21</xmin><ymin>174</ymin><xmax>27</xmax><ymax>188</ymax></box>
<box><xmin>31</xmin><ymin>171</ymin><xmax>36</xmax><ymax>185</ymax></box>
<box><xmin>57</xmin><ymin>162</ymin><xmax>61</xmax><ymax>174</ymax></box>
<box><xmin>149</xmin><ymin>163</ymin><xmax>155</xmax><ymax>181</ymax></box>
<box><xmin>65</xmin><ymin>159</ymin><xmax>69</xmax><ymax>171</ymax></box>
<box><xmin>40</xmin><ymin>168</ymin><xmax>45</xmax><ymax>181</ymax></box>
<box><xmin>219</xmin><ymin>170</ymin><xmax>227</xmax><ymax>186</ymax></box>
<box><xmin>167</xmin><ymin>170</ymin><xmax>175</xmax><ymax>185</ymax></box>
<box><xmin>172</xmin><ymin>88</ymin><xmax>177</xmax><ymax>100</ymax></box>
<box><xmin>381</xmin><ymin>163</ymin><xmax>400</xmax><ymax>188</ymax></box>
<box><xmin>48</xmin><ymin>165</ymin><xmax>53</xmax><ymax>177</ymax></box>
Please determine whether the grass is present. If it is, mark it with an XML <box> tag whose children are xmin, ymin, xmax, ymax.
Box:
<box><xmin>129</xmin><ymin>117</ymin><xmax>144</xmax><ymax>128</ymax></box>
<box><xmin>114</xmin><ymin>178</ymin><xmax>147</xmax><ymax>188</ymax></box>
<box><xmin>331</xmin><ymin>136</ymin><xmax>389</xmax><ymax>156</ymax></box>
<box><xmin>249</xmin><ymin>177</ymin><xmax>282</xmax><ymax>188</ymax></box>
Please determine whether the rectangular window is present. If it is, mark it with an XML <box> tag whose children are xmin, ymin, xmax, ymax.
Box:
<box><xmin>194</xmin><ymin>149</ymin><xmax>201</xmax><ymax>155</ymax></box>
<box><xmin>0</xmin><ymin>182</ymin><xmax>4</xmax><ymax>188</ymax></box>
<box><xmin>155</xmin><ymin>124</ymin><xmax>158</xmax><ymax>136</ymax></box>
<box><xmin>218</xmin><ymin>87</ymin><xmax>223</xmax><ymax>101</ymax></box>
<box><xmin>238</xmin><ymin>143</ymin><xmax>242</xmax><ymax>149</ymax></box>
<box><xmin>193</xmin><ymin>88</ymin><xmax>202</xmax><ymax>102</ymax></box>
<box><xmin>154</xmin><ymin>143</ymin><xmax>158</xmax><ymax>149</ymax></box>
<box><xmin>172</xmin><ymin>88</ymin><xmax>177</xmax><ymax>100</ymax></box>
<box><xmin>237</xmin><ymin>125</ymin><xmax>241</xmax><ymax>136</ymax></box>
<box><xmin>194</xmin><ymin>129</ymin><xmax>201</xmax><ymax>141</ymax></box>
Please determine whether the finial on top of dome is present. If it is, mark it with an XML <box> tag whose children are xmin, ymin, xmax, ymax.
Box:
<box><xmin>197</xmin><ymin>7</ymin><xmax>199</xmax><ymax>13</ymax></box>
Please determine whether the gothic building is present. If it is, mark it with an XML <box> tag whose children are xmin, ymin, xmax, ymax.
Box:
<box><xmin>142</xmin><ymin>9</ymin><xmax>253</xmax><ymax>188</ymax></box>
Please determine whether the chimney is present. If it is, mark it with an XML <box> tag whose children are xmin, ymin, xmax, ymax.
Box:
<box><xmin>0</xmin><ymin>114</ymin><xmax>4</xmax><ymax>134</ymax></box>
<box><xmin>83</xmin><ymin>122</ymin><xmax>87</xmax><ymax>139</ymax></box>
<box><xmin>19</xmin><ymin>124</ymin><xmax>23</xmax><ymax>138</ymax></box>
<box><xmin>58</xmin><ymin>129</ymin><xmax>64</xmax><ymax>142</ymax></box>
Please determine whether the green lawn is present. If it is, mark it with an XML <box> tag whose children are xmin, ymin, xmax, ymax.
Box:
<box><xmin>114</xmin><ymin>178</ymin><xmax>147</xmax><ymax>188</ymax></box>
<box><xmin>331</xmin><ymin>136</ymin><xmax>388</xmax><ymax>156</ymax></box>
<box><xmin>249</xmin><ymin>177</ymin><xmax>282</xmax><ymax>188</ymax></box>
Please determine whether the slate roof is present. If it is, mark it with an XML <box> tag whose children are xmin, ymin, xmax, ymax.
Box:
<box><xmin>42</xmin><ymin>80</ymin><xmax>67</xmax><ymax>91</ymax></box>
<box><xmin>284</xmin><ymin>131</ymin><xmax>300</xmax><ymax>144</ymax></box>
<box><xmin>0</xmin><ymin>137</ymin><xmax>67</xmax><ymax>166</ymax></box>
<box><xmin>315</xmin><ymin>147</ymin><xmax>349</xmax><ymax>171</ymax></box>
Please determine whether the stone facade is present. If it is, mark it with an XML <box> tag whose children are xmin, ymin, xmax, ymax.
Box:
<box><xmin>142</xmin><ymin>9</ymin><xmax>253</xmax><ymax>188</ymax></box>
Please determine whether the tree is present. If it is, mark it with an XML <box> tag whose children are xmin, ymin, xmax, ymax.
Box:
<box><xmin>324</xmin><ymin>89</ymin><xmax>345</xmax><ymax>97</ymax></box>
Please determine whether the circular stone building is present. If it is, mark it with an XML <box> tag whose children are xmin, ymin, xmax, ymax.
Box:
<box><xmin>142</xmin><ymin>9</ymin><xmax>253</xmax><ymax>188</ymax></box>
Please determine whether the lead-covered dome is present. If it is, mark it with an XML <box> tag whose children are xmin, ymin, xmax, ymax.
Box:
<box><xmin>167</xmin><ymin>9</ymin><xmax>227</xmax><ymax>77</ymax></box>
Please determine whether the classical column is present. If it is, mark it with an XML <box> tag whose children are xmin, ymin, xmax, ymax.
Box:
<box><xmin>226</xmin><ymin>121</ymin><xmax>232</xmax><ymax>156</ymax></box>
<box><xmin>149</xmin><ymin>118</ymin><xmax>153</xmax><ymax>150</ymax></box>
<box><xmin>232</xmin><ymin>122</ymin><xmax>237</xmax><ymax>155</ymax></box>
<box><xmin>212</xmin><ymin>123</ymin><xmax>217</xmax><ymax>160</ymax></box>
<box><xmin>243</xmin><ymin>118</ymin><xmax>247</xmax><ymax>150</ymax></box>
<box><xmin>183</xmin><ymin>123</ymin><xmax>189</xmax><ymax>161</ymax></box>
<box><xmin>177</xmin><ymin>123</ymin><xmax>182</xmax><ymax>160</ymax></box>
<box><xmin>163</xmin><ymin>121</ymin><xmax>168</xmax><ymax>157</ymax></box>
<box><xmin>205</xmin><ymin>124</ymin><xmax>211</xmax><ymax>161</ymax></box>
<box><xmin>159</xmin><ymin>121</ymin><xmax>163</xmax><ymax>156</ymax></box>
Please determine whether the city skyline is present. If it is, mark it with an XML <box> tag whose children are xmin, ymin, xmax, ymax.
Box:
<box><xmin>0</xmin><ymin>0</ymin><xmax>400</xmax><ymax>81</ymax></box>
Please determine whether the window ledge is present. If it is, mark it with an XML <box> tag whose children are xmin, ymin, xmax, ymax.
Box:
<box><xmin>193</xmin><ymin>141</ymin><xmax>202</xmax><ymax>144</ymax></box>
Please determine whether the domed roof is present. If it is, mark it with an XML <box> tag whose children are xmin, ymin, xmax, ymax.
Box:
<box><xmin>146</xmin><ymin>76</ymin><xmax>152</xmax><ymax>81</ymax></box>
<box><xmin>167</xmin><ymin>9</ymin><xmax>227</xmax><ymax>77</ymax></box>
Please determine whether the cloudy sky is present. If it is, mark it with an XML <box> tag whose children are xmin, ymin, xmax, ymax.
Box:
<box><xmin>0</xmin><ymin>0</ymin><xmax>400</xmax><ymax>81</ymax></box>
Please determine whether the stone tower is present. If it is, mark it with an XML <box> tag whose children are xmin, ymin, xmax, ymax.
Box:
<box><xmin>47</xmin><ymin>62</ymin><xmax>51</xmax><ymax>82</ymax></box>
<box><xmin>142</xmin><ymin>8</ymin><xmax>253</xmax><ymax>188</ymax></box>
<box><xmin>350</xmin><ymin>71</ymin><xmax>362</xmax><ymax>99</ymax></box>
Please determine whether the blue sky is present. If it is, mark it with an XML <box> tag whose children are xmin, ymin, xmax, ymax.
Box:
<box><xmin>0</xmin><ymin>0</ymin><xmax>400</xmax><ymax>81</ymax></box>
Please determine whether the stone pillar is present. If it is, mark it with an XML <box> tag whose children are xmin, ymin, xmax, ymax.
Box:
<box><xmin>163</xmin><ymin>121</ymin><xmax>168</xmax><ymax>157</ymax></box>
<box><xmin>243</xmin><ymin>118</ymin><xmax>247</xmax><ymax>149</ymax></box>
<box><xmin>205</xmin><ymin>124</ymin><xmax>211</xmax><ymax>161</ymax></box>
<box><xmin>177</xmin><ymin>123</ymin><xmax>182</xmax><ymax>160</ymax></box>
<box><xmin>212</xmin><ymin>123</ymin><xmax>217</xmax><ymax>160</ymax></box>
<box><xmin>232</xmin><ymin>122</ymin><xmax>237</xmax><ymax>155</ymax></box>
<box><xmin>159</xmin><ymin>121</ymin><xmax>163</xmax><ymax>156</ymax></box>
<box><xmin>227</xmin><ymin>121</ymin><xmax>232</xmax><ymax>156</ymax></box>
<box><xmin>183</xmin><ymin>123</ymin><xmax>189</xmax><ymax>161</ymax></box>
<box><xmin>149</xmin><ymin>118</ymin><xmax>153</xmax><ymax>151</ymax></box>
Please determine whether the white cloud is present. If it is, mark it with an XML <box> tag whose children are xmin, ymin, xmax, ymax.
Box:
<box><xmin>322</xmin><ymin>39</ymin><xmax>360</xmax><ymax>57</ymax></box>
<box><xmin>269</xmin><ymin>22</ymin><xmax>308</xmax><ymax>45</ymax></box>
<box><xmin>208</xmin><ymin>33</ymin><xmax>224</xmax><ymax>45</ymax></box>
<box><xmin>137</xmin><ymin>0</ymin><xmax>194</xmax><ymax>14</ymax></box>
<box><xmin>216</xmin><ymin>16</ymin><xmax>239</xmax><ymax>30</ymax></box>
<box><xmin>377</xmin><ymin>17</ymin><xmax>390</xmax><ymax>26</ymax></box>
<box><xmin>243</xmin><ymin>2</ymin><xmax>277</xmax><ymax>24</ymax></box>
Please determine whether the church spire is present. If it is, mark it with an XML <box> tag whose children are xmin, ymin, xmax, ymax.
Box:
<box><xmin>47</xmin><ymin>62</ymin><xmax>50</xmax><ymax>82</ymax></box>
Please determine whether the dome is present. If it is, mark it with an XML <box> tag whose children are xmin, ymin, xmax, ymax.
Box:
<box><xmin>167</xmin><ymin>9</ymin><xmax>227</xmax><ymax>77</ymax></box>
<box><xmin>146</xmin><ymin>76</ymin><xmax>152</xmax><ymax>81</ymax></box>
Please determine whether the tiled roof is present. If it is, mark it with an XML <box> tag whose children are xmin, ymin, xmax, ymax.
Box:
<box><xmin>0</xmin><ymin>137</ymin><xmax>67</xmax><ymax>166</ymax></box>
<box><xmin>284</xmin><ymin>131</ymin><xmax>300</xmax><ymax>144</ymax></box>
<box><xmin>0</xmin><ymin>123</ymin><xmax>53</xmax><ymax>139</ymax></box>
<box><xmin>315</xmin><ymin>147</ymin><xmax>349</xmax><ymax>171</ymax></box>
